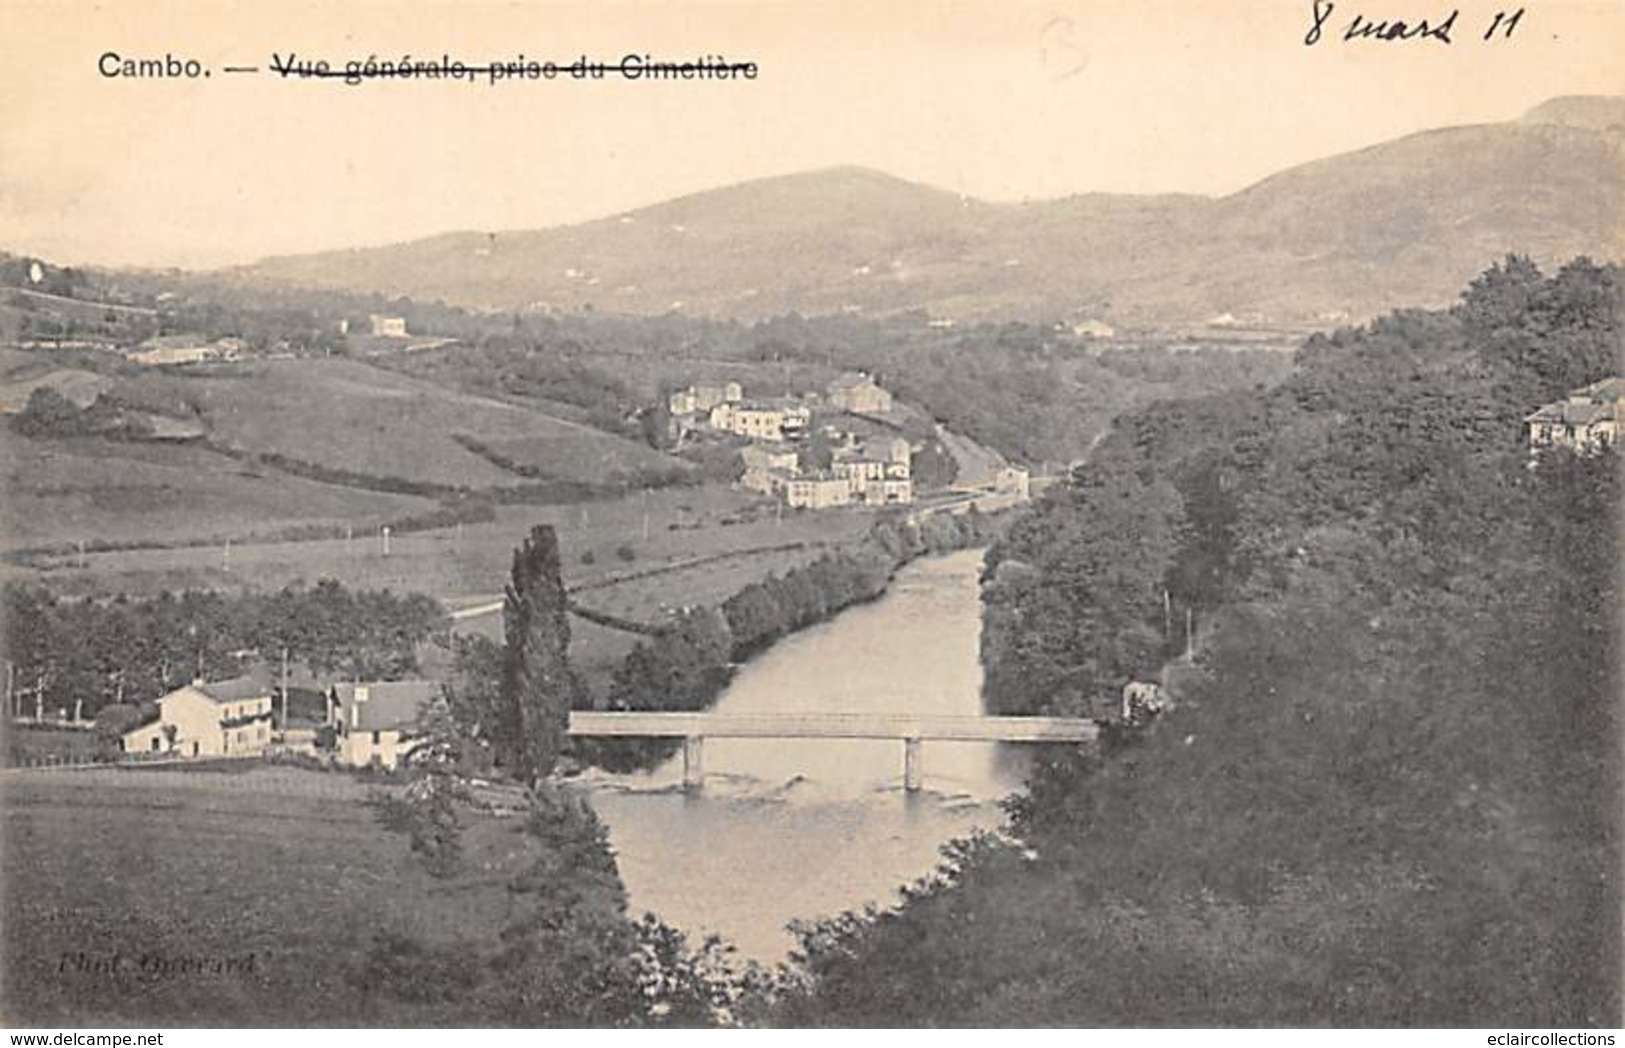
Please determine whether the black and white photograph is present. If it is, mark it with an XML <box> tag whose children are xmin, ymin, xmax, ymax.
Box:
<box><xmin>0</xmin><ymin>0</ymin><xmax>1620</xmax><ymax>1032</ymax></box>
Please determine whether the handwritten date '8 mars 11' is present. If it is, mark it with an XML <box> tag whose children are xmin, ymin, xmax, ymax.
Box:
<box><xmin>1304</xmin><ymin>3</ymin><xmax>1524</xmax><ymax>45</ymax></box>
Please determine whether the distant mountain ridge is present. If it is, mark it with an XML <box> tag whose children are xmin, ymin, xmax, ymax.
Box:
<box><xmin>234</xmin><ymin>97</ymin><xmax>1625</xmax><ymax>326</ymax></box>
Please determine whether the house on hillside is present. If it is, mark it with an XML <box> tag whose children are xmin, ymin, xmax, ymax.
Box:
<box><xmin>127</xmin><ymin>334</ymin><xmax>237</xmax><ymax>367</ymax></box>
<box><xmin>741</xmin><ymin>467</ymin><xmax>797</xmax><ymax>496</ymax></box>
<box><xmin>120</xmin><ymin>677</ymin><xmax>275</xmax><ymax>758</ymax></box>
<box><xmin>739</xmin><ymin>444</ymin><xmax>800</xmax><ymax>496</ymax></box>
<box><xmin>710</xmin><ymin>400</ymin><xmax>811</xmax><ymax>442</ymax></box>
<box><xmin>785</xmin><ymin>474</ymin><xmax>854</xmax><ymax>509</ymax></box>
<box><xmin>369</xmin><ymin>315</ymin><xmax>409</xmax><ymax>338</ymax></box>
<box><xmin>1525</xmin><ymin>378</ymin><xmax>1623</xmax><ymax>456</ymax></box>
<box><xmin>670</xmin><ymin>381</ymin><xmax>743</xmax><ymax>417</ymax></box>
<box><xmin>827</xmin><ymin>372</ymin><xmax>893</xmax><ymax>413</ymax></box>
<box><xmin>326</xmin><ymin>680</ymin><xmax>437</xmax><ymax>769</ymax></box>
<box><xmin>859</xmin><ymin>477</ymin><xmax>913</xmax><ymax>506</ymax></box>
<box><xmin>831</xmin><ymin>453</ymin><xmax>891</xmax><ymax>485</ymax></box>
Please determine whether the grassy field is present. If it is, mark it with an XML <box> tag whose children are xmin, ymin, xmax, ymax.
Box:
<box><xmin>110</xmin><ymin>358</ymin><xmax>683</xmax><ymax>489</ymax></box>
<box><xmin>14</xmin><ymin>488</ymin><xmax>875</xmax><ymax>602</ymax></box>
<box><xmin>0</xmin><ymin>767</ymin><xmax>546</xmax><ymax>1027</ymax></box>
<box><xmin>0</xmin><ymin>432</ymin><xmax>436</xmax><ymax>554</ymax></box>
<box><xmin>571</xmin><ymin>543</ymin><xmax>834</xmax><ymax>629</ymax></box>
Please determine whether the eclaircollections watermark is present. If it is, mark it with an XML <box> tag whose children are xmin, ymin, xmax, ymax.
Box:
<box><xmin>57</xmin><ymin>951</ymin><xmax>259</xmax><ymax>978</ymax></box>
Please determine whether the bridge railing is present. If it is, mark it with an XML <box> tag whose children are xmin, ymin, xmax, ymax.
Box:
<box><xmin>566</xmin><ymin>710</ymin><xmax>1098</xmax><ymax>742</ymax></box>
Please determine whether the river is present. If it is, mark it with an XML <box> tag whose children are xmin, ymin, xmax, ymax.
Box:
<box><xmin>582</xmin><ymin>549</ymin><xmax>1027</xmax><ymax>961</ymax></box>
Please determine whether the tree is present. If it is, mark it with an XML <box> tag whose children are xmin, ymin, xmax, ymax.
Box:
<box><xmin>501</xmin><ymin>525</ymin><xmax>575</xmax><ymax>786</ymax></box>
<box><xmin>92</xmin><ymin>703</ymin><xmax>147</xmax><ymax>761</ymax></box>
<box><xmin>370</xmin><ymin>692</ymin><xmax>469</xmax><ymax>878</ymax></box>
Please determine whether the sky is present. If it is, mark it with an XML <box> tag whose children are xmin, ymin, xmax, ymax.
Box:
<box><xmin>1</xmin><ymin>0</ymin><xmax>1621</xmax><ymax>269</ymax></box>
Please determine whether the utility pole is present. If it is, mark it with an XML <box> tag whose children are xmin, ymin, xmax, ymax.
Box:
<box><xmin>641</xmin><ymin>489</ymin><xmax>650</xmax><ymax>541</ymax></box>
<box><xmin>1185</xmin><ymin>607</ymin><xmax>1195</xmax><ymax>661</ymax></box>
<box><xmin>4</xmin><ymin>662</ymin><xmax>12</xmax><ymax>719</ymax></box>
<box><xmin>279</xmin><ymin>646</ymin><xmax>290</xmax><ymax>736</ymax></box>
<box><xmin>1163</xmin><ymin>589</ymin><xmax>1172</xmax><ymax>644</ymax></box>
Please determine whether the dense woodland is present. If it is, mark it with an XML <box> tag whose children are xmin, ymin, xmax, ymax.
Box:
<box><xmin>772</xmin><ymin>257</ymin><xmax>1623</xmax><ymax>1025</ymax></box>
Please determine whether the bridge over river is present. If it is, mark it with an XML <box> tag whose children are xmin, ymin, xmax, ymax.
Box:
<box><xmin>568</xmin><ymin>711</ymin><xmax>1099</xmax><ymax>792</ymax></box>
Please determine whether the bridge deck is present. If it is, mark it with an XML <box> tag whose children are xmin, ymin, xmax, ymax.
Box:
<box><xmin>567</xmin><ymin>711</ymin><xmax>1097</xmax><ymax>742</ymax></box>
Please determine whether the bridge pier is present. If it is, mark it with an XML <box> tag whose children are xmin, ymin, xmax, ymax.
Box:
<box><xmin>683</xmin><ymin>735</ymin><xmax>705</xmax><ymax>791</ymax></box>
<box><xmin>903</xmin><ymin>737</ymin><xmax>922</xmax><ymax>793</ymax></box>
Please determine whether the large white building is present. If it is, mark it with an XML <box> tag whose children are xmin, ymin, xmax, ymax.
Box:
<box><xmin>121</xmin><ymin>677</ymin><xmax>275</xmax><ymax>758</ymax></box>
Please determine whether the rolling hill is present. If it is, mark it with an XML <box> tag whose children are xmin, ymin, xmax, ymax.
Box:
<box><xmin>236</xmin><ymin>97</ymin><xmax>1624</xmax><ymax>326</ymax></box>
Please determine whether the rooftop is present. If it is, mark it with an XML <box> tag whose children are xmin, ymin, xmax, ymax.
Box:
<box><xmin>333</xmin><ymin>680</ymin><xmax>440</xmax><ymax>732</ymax></box>
<box><xmin>1525</xmin><ymin>377</ymin><xmax>1625</xmax><ymax>425</ymax></box>
<box><xmin>829</xmin><ymin>372</ymin><xmax>879</xmax><ymax>391</ymax></box>
<box><xmin>185</xmin><ymin>677</ymin><xmax>271</xmax><ymax>705</ymax></box>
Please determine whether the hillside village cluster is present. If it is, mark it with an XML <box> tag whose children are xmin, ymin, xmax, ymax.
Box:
<box><xmin>670</xmin><ymin>371</ymin><xmax>927</xmax><ymax>509</ymax></box>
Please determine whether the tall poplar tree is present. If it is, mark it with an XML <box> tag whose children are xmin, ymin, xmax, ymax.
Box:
<box><xmin>502</xmin><ymin>525</ymin><xmax>574</xmax><ymax>786</ymax></box>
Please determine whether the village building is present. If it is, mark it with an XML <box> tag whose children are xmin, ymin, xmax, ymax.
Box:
<box><xmin>327</xmin><ymin>680</ymin><xmax>437</xmax><ymax>769</ymax></box>
<box><xmin>127</xmin><ymin>334</ymin><xmax>240</xmax><ymax>367</ymax></box>
<box><xmin>832</xmin><ymin>454</ymin><xmax>890</xmax><ymax>485</ymax></box>
<box><xmin>1525</xmin><ymin>377</ymin><xmax>1623</xmax><ymax>456</ymax></box>
<box><xmin>120</xmin><ymin>677</ymin><xmax>275</xmax><ymax>758</ymax></box>
<box><xmin>369</xmin><ymin>315</ymin><xmax>409</xmax><ymax>338</ymax></box>
<box><xmin>741</xmin><ymin>467</ymin><xmax>797</xmax><ymax>496</ymax></box>
<box><xmin>710</xmin><ymin>400</ymin><xmax>811</xmax><ymax>442</ymax></box>
<box><xmin>741</xmin><ymin>443</ymin><xmax>800</xmax><ymax>474</ymax></box>
<box><xmin>820</xmin><ymin>439</ymin><xmax>914</xmax><ymax>505</ymax></box>
<box><xmin>785</xmin><ymin>474</ymin><xmax>854</xmax><ymax>510</ymax></box>
<box><xmin>860</xmin><ymin>477</ymin><xmax>914</xmax><ymax>506</ymax></box>
<box><xmin>669</xmin><ymin>381</ymin><xmax>743</xmax><ymax>417</ymax></box>
<box><xmin>827</xmin><ymin>372</ymin><xmax>893</xmax><ymax>414</ymax></box>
